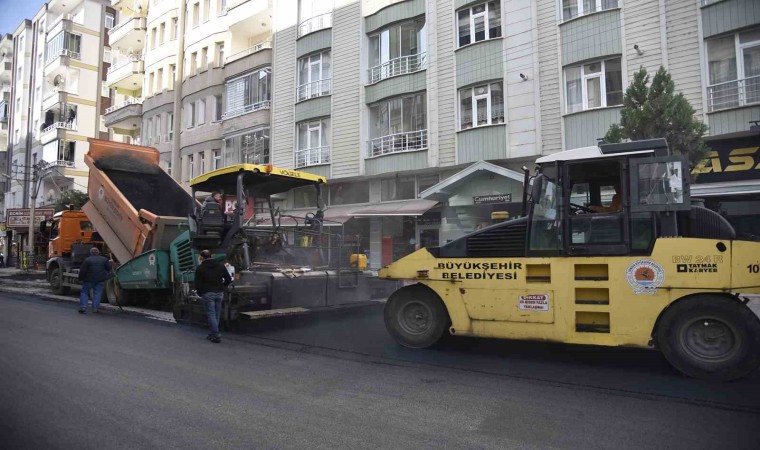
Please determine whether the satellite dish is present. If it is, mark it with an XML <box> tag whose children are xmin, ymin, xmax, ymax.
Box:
<box><xmin>53</xmin><ymin>75</ymin><xmax>64</xmax><ymax>87</ymax></box>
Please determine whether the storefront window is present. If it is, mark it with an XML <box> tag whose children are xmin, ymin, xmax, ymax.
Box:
<box><xmin>381</xmin><ymin>216</ymin><xmax>416</xmax><ymax>266</ymax></box>
<box><xmin>381</xmin><ymin>177</ymin><xmax>415</xmax><ymax>201</ymax></box>
<box><xmin>417</xmin><ymin>174</ymin><xmax>439</xmax><ymax>194</ymax></box>
<box><xmin>293</xmin><ymin>186</ymin><xmax>318</xmax><ymax>208</ymax></box>
<box><xmin>330</xmin><ymin>181</ymin><xmax>369</xmax><ymax>205</ymax></box>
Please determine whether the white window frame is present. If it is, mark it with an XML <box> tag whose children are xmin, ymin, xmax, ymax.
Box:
<box><xmin>187</xmin><ymin>154</ymin><xmax>194</xmax><ymax>181</ymax></box>
<box><xmin>458</xmin><ymin>82</ymin><xmax>504</xmax><ymax>130</ymax></box>
<box><xmin>457</xmin><ymin>1</ymin><xmax>502</xmax><ymax>48</ymax></box>
<box><xmin>562</xmin><ymin>0</ymin><xmax>618</xmax><ymax>22</ymax></box>
<box><xmin>197</xmin><ymin>98</ymin><xmax>205</xmax><ymax>125</ymax></box>
<box><xmin>297</xmin><ymin>51</ymin><xmax>331</xmax><ymax>101</ymax></box>
<box><xmin>705</xmin><ymin>30</ymin><xmax>760</xmax><ymax>111</ymax></box>
<box><xmin>187</xmin><ymin>102</ymin><xmax>196</xmax><ymax>128</ymax></box>
<box><xmin>212</xmin><ymin>149</ymin><xmax>221</xmax><ymax>170</ymax></box>
<box><xmin>105</xmin><ymin>13</ymin><xmax>115</xmax><ymax>29</ymax></box>
<box><xmin>154</xmin><ymin>116</ymin><xmax>161</xmax><ymax>144</ymax></box>
<box><xmin>296</xmin><ymin>119</ymin><xmax>330</xmax><ymax>167</ymax></box>
<box><xmin>564</xmin><ymin>58</ymin><xmax>622</xmax><ymax>113</ymax></box>
<box><xmin>167</xmin><ymin>112</ymin><xmax>174</xmax><ymax>140</ymax></box>
<box><xmin>146</xmin><ymin>117</ymin><xmax>153</xmax><ymax>144</ymax></box>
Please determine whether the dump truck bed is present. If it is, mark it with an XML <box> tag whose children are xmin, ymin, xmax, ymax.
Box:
<box><xmin>84</xmin><ymin>139</ymin><xmax>195</xmax><ymax>263</ymax></box>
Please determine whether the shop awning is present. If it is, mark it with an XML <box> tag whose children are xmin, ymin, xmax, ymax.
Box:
<box><xmin>351</xmin><ymin>199</ymin><xmax>438</xmax><ymax>217</ymax></box>
<box><xmin>254</xmin><ymin>205</ymin><xmax>356</xmax><ymax>227</ymax></box>
<box><xmin>419</xmin><ymin>161</ymin><xmax>525</xmax><ymax>202</ymax></box>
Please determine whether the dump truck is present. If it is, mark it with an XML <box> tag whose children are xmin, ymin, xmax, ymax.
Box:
<box><xmin>50</xmin><ymin>139</ymin><xmax>395</xmax><ymax>324</ymax></box>
<box><xmin>379</xmin><ymin>139</ymin><xmax>760</xmax><ymax>381</ymax></box>
<box><xmin>45</xmin><ymin>210</ymin><xmax>105</xmax><ymax>294</ymax></box>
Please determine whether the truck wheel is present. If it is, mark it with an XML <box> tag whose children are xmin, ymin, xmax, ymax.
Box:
<box><xmin>384</xmin><ymin>285</ymin><xmax>449</xmax><ymax>349</ymax></box>
<box><xmin>50</xmin><ymin>268</ymin><xmax>70</xmax><ymax>295</ymax></box>
<box><xmin>657</xmin><ymin>295</ymin><xmax>760</xmax><ymax>381</ymax></box>
<box><xmin>105</xmin><ymin>279</ymin><xmax>136</xmax><ymax>307</ymax></box>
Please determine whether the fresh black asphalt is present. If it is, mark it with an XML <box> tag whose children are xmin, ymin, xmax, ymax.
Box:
<box><xmin>1</xmin><ymin>291</ymin><xmax>759</xmax><ymax>449</ymax></box>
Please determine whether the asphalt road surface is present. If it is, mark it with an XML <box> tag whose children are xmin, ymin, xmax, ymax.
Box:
<box><xmin>2</xmin><ymin>291</ymin><xmax>759</xmax><ymax>449</ymax></box>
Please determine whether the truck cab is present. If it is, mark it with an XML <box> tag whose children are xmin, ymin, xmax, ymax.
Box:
<box><xmin>380</xmin><ymin>139</ymin><xmax>760</xmax><ymax>380</ymax></box>
<box><xmin>46</xmin><ymin>210</ymin><xmax>104</xmax><ymax>294</ymax></box>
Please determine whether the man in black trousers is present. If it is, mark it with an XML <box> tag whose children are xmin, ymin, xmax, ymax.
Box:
<box><xmin>194</xmin><ymin>250</ymin><xmax>232</xmax><ymax>343</ymax></box>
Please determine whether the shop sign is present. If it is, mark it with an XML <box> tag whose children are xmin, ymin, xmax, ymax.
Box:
<box><xmin>6</xmin><ymin>208</ymin><xmax>55</xmax><ymax>229</ymax></box>
<box><xmin>692</xmin><ymin>136</ymin><xmax>760</xmax><ymax>184</ymax></box>
<box><xmin>473</xmin><ymin>194</ymin><xmax>511</xmax><ymax>205</ymax></box>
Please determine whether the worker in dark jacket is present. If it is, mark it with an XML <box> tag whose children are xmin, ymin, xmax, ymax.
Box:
<box><xmin>194</xmin><ymin>250</ymin><xmax>232</xmax><ymax>343</ymax></box>
<box><xmin>78</xmin><ymin>247</ymin><xmax>112</xmax><ymax>314</ymax></box>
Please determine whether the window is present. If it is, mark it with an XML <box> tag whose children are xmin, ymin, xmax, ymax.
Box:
<box><xmin>197</xmin><ymin>98</ymin><xmax>205</xmax><ymax>125</ymax></box>
<box><xmin>105</xmin><ymin>13</ymin><xmax>115</xmax><ymax>29</ymax></box>
<box><xmin>368</xmin><ymin>19</ymin><xmax>426</xmax><ymax>83</ymax></box>
<box><xmin>168</xmin><ymin>64</ymin><xmax>176</xmax><ymax>90</ymax></box>
<box><xmin>187</xmin><ymin>101</ymin><xmax>196</xmax><ymax>128</ymax></box>
<box><xmin>159</xmin><ymin>22</ymin><xmax>166</xmax><ymax>45</ymax></box>
<box><xmin>189</xmin><ymin>52</ymin><xmax>197</xmax><ymax>76</ymax></box>
<box><xmin>214</xmin><ymin>94</ymin><xmax>222</xmax><ymax>121</ymax></box>
<box><xmin>224</xmin><ymin>128</ymin><xmax>270</xmax><ymax>164</ymax></box>
<box><xmin>212</xmin><ymin>149</ymin><xmax>221</xmax><ymax>169</ymax></box>
<box><xmin>203</xmin><ymin>0</ymin><xmax>210</xmax><ymax>22</ymax></box>
<box><xmin>201</xmin><ymin>47</ymin><xmax>208</xmax><ymax>71</ymax></box>
<box><xmin>296</xmin><ymin>119</ymin><xmax>330</xmax><ymax>167</ymax></box>
<box><xmin>167</xmin><ymin>112</ymin><xmax>174</xmax><ymax>139</ymax></box>
<box><xmin>146</xmin><ymin>117</ymin><xmax>153</xmax><ymax>144</ymax></box>
<box><xmin>706</xmin><ymin>29</ymin><xmax>760</xmax><ymax>111</ymax></box>
<box><xmin>154</xmin><ymin>116</ymin><xmax>161</xmax><ymax>143</ymax></box>
<box><xmin>171</xmin><ymin>18</ymin><xmax>178</xmax><ymax>40</ymax></box>
<box><xmin>187</xmin><ymin>154</ymin><xmax>194</xmax><ymax>181</ymax></box>
<box><xmin>298</xmin><ymin>0</ymin><xmax>333</xmax><ymax>37</ymax></box>
<box><xmin>297</xmin><ymin>51</ymin><xmax>331</xmax><ymax>101</ymax></box>
<box><xmin>330</xmin><ymin>181</ymin><xmax>369</xmax><ymax>205</ymax></box>
<box><xmin>562</xmin><ymin>0</ymin><xmax>618</xmax><ymax>22</ymax></box>
<box><xmin>151</xmin><ymin>28</ymin><xmax>157</xmax><ymax>49</ymax></box>
<box><xmin>193</xmin><ymin>3</ymin><xmax>200</xmax><ymax>28</ymax></box>
<box><xmin>457</xmin><ymin>1</ymin><xmax>501</xmax><ymax>47</ymax></box>
<box><xmin>156</xmin><ymin>68</ymin><xmax>163</xmax><ymax>91</ymax></box>
<box><xmin>564</xmin><ymin>58</ymin><xmax>622</xmax><ymax>113</ymax></box>
<box><xmin>215</xmin><ymin>42</ymin><xmax>224</xmax><ymax>66</ymax></box>
<box><xmin>369</xmin><ymin>93</ymin><xmax>427</xmax><ymax>156</ymax></box>
<box><xmin>459</xmin><ymin>82</ymin><xmax>504</xmax><ymax>129</ymax></box>
<box><xmin>199</xmin><ymin>152</ymin><xmax>206</xmax><ymax>174</ymax></box>
<box><xmin>223</xmin><ymin>67</ymin><xmax>271</xmax><ymax>119</ymax></box>
<box><xmin>45</xmin><ymin>32</ymin><xmax>82</xmax><ymax>62</ymax></box>
<box><xmin>381</xmin><ymin>177</ymin><xmax>415</xmax><ymax>201</ymax></box>
<box><xmin>148</xmin><ymin>72</ymin><xmax>155</xmax><ymax>95</ymax></box>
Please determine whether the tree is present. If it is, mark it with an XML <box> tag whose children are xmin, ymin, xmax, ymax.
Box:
<box><xmin>52</xmin><ymin>189</ymin><xmax>89</xmax><ymax>212</ymax></box>
<box><xmin>604</xmin><ymin>66</ymin><xmax>708</xmax><ymax>166</ymax></box>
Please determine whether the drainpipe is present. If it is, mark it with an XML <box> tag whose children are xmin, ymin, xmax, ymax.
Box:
<box><xmin>171</xmin><ymin>0</ymin><xmax>187</xmax><ymax>182</ymax></box>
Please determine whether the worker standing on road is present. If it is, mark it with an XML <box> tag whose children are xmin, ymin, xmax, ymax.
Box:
<box><xmin>195</xmin><ymin>250</ymin><xmax>232</xmax><ymax>343</ymax></box>
<box><xmin>77</xmin><ymin>247</ymin><xmax>112</xmax><ymax>314</ymax></box>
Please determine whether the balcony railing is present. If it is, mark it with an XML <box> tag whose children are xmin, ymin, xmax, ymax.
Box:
<box><xmin>297</xmin><ymin>79</ymin><xmax>331</xmax><ymax>102</ymax></box>
<box><xmin>707</xmin><ymin>76</ymin><xmax>760</xmax><ymax>112</ymax></box>
<box><xmin>105</xmin><ymin>98</ymin><xmax>143</xmax><ymax>115</ymax></box>
<box><xmin>225</xmin><ymin>40</ymin><xmax>272</xmax><ymax>65</ymax></box>
<box><xmin>367</xmin><ymin>129</ymin><xmax>428</xmax><ymax>158</ymax></box>
<box><xmin>107</xmin><ymin>55</ymin><xmax>142</xmax><ymax>74</ymax></box>
<box><xmin>221</xmin><ymin>100</ymin><xmax>271</xmax><ymax>120</ymax></box>
<box><xmin>42</xmin><ymin>122</ymin><xmax>76</xmax><ymax>134</ymax></box>
<box><xmin>368</xmin><ymin>53</ymin><xmax>426</xmax><ymax>84</ymax></box>
<box><xmin>46</xmin><ymin>48</ymin><xmax>81</xmax><ymax>65</ymax></box>
<box><xmin>295</xmin><ymin>146</ymin><xmax>330</xmax><ymax>168</ymax></box>
<box><xmin>49</xmin><ymin>159</ymin><xmax>75</xmax><ymax>168</ymax></box>
<box><xmin>298</xmin><ymin>12</ymin><xmax>333</xmax><ymax>38</ymax></box>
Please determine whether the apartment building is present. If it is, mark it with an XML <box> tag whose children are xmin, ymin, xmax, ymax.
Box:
<box><xmin>2</xmin><ymin>0</ymin><xmax>111</xmax><ymax>258</ymax></box>
<box><xmin>0</xmin><ymin>34</ymin><xmax>13</xmax><ymax>254</ymax></box>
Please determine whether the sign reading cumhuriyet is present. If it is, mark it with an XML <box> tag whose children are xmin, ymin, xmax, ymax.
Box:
<box><xmin>6</xmin><ymin>208</ymin><xmax>55</xmax><ymax>229</ymax></box>
<box><xmin>473</xmin><ymin>194</ymin><xmax>511</xmax><ymax>205</ymax></box>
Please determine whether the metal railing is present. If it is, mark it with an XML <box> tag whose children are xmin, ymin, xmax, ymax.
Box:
<box><xmin>707</xmin><ymin>76</ymin><xmax>760</xmax><ymax>112</ymax></box>
<box><xmin>46</xmin><ymin>48</ymin><xmax>81</xmax><ymax>65</ymax></box>
<box><xmin>221</xmin><ymin>100</ymin><xmax>271</xmax><ymax>120</ymax></box>
<box><xmin>298</xmin><ymin>12</ymin><xmax>333</xmax><ymax>38</ymax></box>
<box><xmin>42</xmin><ymin>122</ymin><xmax>76</xmax><ymax>134</ymax></box>
<box><xmin>49</xmin><ymin>159</ymin><xmax>75</xmax><ymax>167</ymax></box>
<box><xmin>368</xmin><ymin>52</ymin><xmax>426</xmax><ymax>84</ymax></box>
<box><xmin>296</xmin><ymin>79</ymin><xmax>331</xmax><ymax>102</ymax></box>
<box><xmin>367</xmin><ymin>129</ymin><xmax>427</xmax><ymax>158</ymax></box>
<box><xmin>107</xmin><ymin>55</ymin><xmax>142</xmax><ymax>74</ymax></box>
<box><xmin>295</xmin><ymin>146</ymin><xmax>330</xmax><ymax>168</ymax></box>
<box><xmin>105</xmin><ymin>98</ymin><xmax>143</xmax><ymax>115</ymax></box>
<box><xmin>225</xmin><ymin>40</ymin><xmax>272</xmax><ymax>64</ymax></box>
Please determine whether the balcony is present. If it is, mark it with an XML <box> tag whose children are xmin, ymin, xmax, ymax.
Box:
<box><xmin>44</xmin><ymin>49</ymin><xmax>81</xmax><ymax>79</ymax></box>
<box><xmin>296</xmin><ymin>79</ymin><xmax>331</xmax><ymax>102</ymax></box>
<box><xmin>225</xmin><ymin>40</ymin><xmax>272</xmax><ymax>65</ymax></box>
<box><xmin>221</xmin><ymin>100</ymin><xmax>271</xmax><ymax>120</ymax></box>
<box><xmin>368</xmin><ymin>53</ymin><xmax>426</xmax><ymax>84</ymax></box>
<box><xmin>707</xmin><ymin>76</ymin><xmax>760</xmax><ymax>112</ymax></box>
<box><xmin>295</xmin><ymin>146</ymin><xmax>330</xmax><ymax>168</ymax></box>
<box><xmin>104</xmin><ymin>99</ymin><xmax>143</xmax><ymax>130</ymax></box>
<box><xmin>109</xmin><ymin>16</ymin><xmax>147</xmax><ymax>49</ymax></box>
<box><xmin>298</xmin><ymin>12</ymin><xmax>333</xmax><ymax>38</ymax></box>
<box><xmin>106</xmin><ymin>56</ymin><xmax>145</xmax><ymax>90</ymax></box>
<box><xmin>0</xmin><ymin>59</ymin><xmax>11</xmax><ymax>82</ymax></box>
<box><xmin>42</xmin><ymin>87</ymin><xmax>74</xmax><ymax>111</ymax></box>
<box><xmin>367</xmin><ymin>129</ymin><xmax>428</xmax><ymax>158</ymax></box>
<box><xmin>0</xmin><ymin>100</ymin><xmax>8</xmax><ymax>123</ymax></box>
<box><xmin>40</xmin><ymin>121</ymin><xmax>76</xmax><ymax>144</ymax></box>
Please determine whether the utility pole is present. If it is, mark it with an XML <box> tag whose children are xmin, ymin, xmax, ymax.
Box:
<box><xmin>26</xmin><ymin>161</ymin><xmax>47</xmax><ymax>262</ymax></box>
